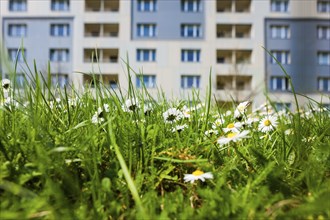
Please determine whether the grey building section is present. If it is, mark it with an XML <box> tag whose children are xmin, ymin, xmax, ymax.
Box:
<box><xmin>265</xmin><ymin>18</ymin><xmax>330</xmax><ymax>94</ymax></box>
<box><xmin>2</xmin><ymin>17</ymin><xmax>73</xmax><ymax>79</ymax></box>
<box><xmin>131</xmin><ymin>0</ymin><xmax>205</xmax><ymax>40</ymax></box>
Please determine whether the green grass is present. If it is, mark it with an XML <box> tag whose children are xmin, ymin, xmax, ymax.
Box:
<box><xmin>0</xmin><ymin>63</ymin><xmax>330</xmax><ymax>220</ymax></box>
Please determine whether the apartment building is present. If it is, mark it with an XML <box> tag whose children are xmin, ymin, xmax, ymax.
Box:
<box><xmin>264</xmin><ymin>0</ymin><xmax>330</xmax><ymax>109</ymax></box>
<box><xmin>0</xmin><ymin>0</ymin><xmax>75</xmax><ymax>88</ymax></box>
<box><xmin>1</xmin><ymin>0</ymin><xmax>329</xmax><ymax>109</ymax></box>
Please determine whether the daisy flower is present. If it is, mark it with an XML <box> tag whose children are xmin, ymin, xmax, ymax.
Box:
<box><xmin>2</xmin><ymin>79</ymin><xmax>12</xmax><ymax>99</ymax></box>
<box><xmin>234</xmin><ymin>101</ymin><xmax>251</xmax><ymax>119</ymax></box>
<box><xmin>181</xmin><ymin>105</ymin><xmax>192</xmax><ymax>119</ymax></box>
<box><xmin>225</xmin><ymin>110</ymin><xmax>232</xmax><ymax>116</ymax></box>
<box><xmin>204</xmin><ymin>129</ymin><xmax>219</xmax><ymax>137</ymax></box>
<box><xmin>91</xmin><ymin>108</ymin><xmax>105</xmax><ymax>124</ymax></box>
<box><xmin>222</xmin><ymin>122</ymin><xmax>242</xmax><ymax>134</ymax></box>
<box><xmin>242</xmin><ymin>116</ymin><xmax>259</xmax><ymax>127</ymax></box>
<box><xmin>184</xmin><ymin>170</ymin><xmax>213</xmax><ymax>183</ymax></box>
<box><xmin>258</xmin><ymin>115</ymin><xmax>278</xmax><ymax>133</ymax></box>
<box><xmin>122</xmin><ymin>98</ymin><xmax>139</xmax><ymax>112</ymax></box>
<box><xmin>2</xmin><ymin>79</ymin><xmax>11</xmax><ymax>92</ymax></box>
<box><xmin>91</xmin><ymin>104</ymin><xmax>109</xmax><ymax>124</ymax></box>
<box><xmin>163</xmin><ymin>108</ymin><xmax>184</xmax><ymax>123</ymax></box>
<box><xmin>143</xmin><ymin>103</ymin><xmax>153</xmax><ymax>116</ymax></box>
<box><xmin>217</xmin><ymin>130</ymin><xmax>250</xmax><ymax>146</ymax></box>
<box><xmin>171</xmin><ymin>124</ymin><xmax>188</xmax><ymax>133</ymax></box>
<box><xmin>212</xmin><ymin>118</ymin><xmax>224</xmax><ymax>129</ymax></box>
<box><xmin>1</xmin><ymin>97</ymin><xmax>19</xmax><ymax>109</ymax></box>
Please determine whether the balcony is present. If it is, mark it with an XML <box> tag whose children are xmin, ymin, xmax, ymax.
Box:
<box><xmin>235</xmin><ymin>0</ymin><xmax>251</xmax><ymax>12</ymax></box>
<box><xmin>84</xmin><ymin>48</ymin><xmax>118</xmax><ymax>63</ymax></box>
<box><xmin>217</xmin><ymin>75</ymin><xmax>251</xmax><ymax>90</ymax></box>
<box><xmin>217</xmin><ymin>50</ymin><xmax>252</xmax><ymax>64</ymax></box>
<box><xmin>217</xmin><ymin>0</ymin><xmax>231</xmax><ymax>12</ymax></box>
<box><xmin>236</xmin><ymin>50</ymin><xmax>252</xmax><ymax>64</ymax></box>
<box><xmin>216</xmin><ymin>25</ymin><xmax>232</xmax><ymax>38</ymax></box>
<box><xmin>217</xmin><ymin>24</ymin><xmax>251</xmax><ymax>38</ymax></box>
<box><xmin>83</xmin><ymin>74</ymin><xmax>119</xmax><ymax>88</ymax></box>
<box><xmin>85</xmin><ymin>0</ymin><xmax>119</xmax><ymax>12</ymax></box>
<box><xmin>235</xmin><ymin>25</ymin><xmax>251</xmax><ymax>38</ymax></box>
<box><xmin>84</xmin><ymin>23</ymin><xmax>119</xmax><ymax>37</ymax></box>
<box><xmin>217</xmin><ymin>50</ymin><xmax>233</xmax><ymax>64</ymax></box>
<box><xmin>215</xmin><ymin>75</ymin><xmax>252</xmax><ymax>101</ymax></box>
<box><xmin>216</xmin><ymin>0</ymin><xmax>251</xmax><ymax>12</ymax></box>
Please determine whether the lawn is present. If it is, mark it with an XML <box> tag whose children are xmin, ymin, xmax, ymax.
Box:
<box><xmin>0</xmin><ymin>69</ymin><xmax>329</xmax><ymax>220</ymax></box>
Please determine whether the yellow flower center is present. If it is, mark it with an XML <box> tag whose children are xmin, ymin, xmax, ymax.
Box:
<box><xmin>192</xmin><ymin>170</ymin><xmax>204</xmax><ymax>176</ymax></box>
<box><xmin>227</xmin><ymin>123</ymin><xmax>234</xmax><ymax>128</ymax></box>
<box><xmin>264</xmin><ymin>119</ymin><xmax>271</xmax><ymax>126</ymax></box>
<box><xmin>227</xmin><ymin>132</ymin><xmax>237</xmax><ymax>138</ymax></box>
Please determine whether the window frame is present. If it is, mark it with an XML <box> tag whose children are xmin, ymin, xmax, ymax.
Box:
<box><xmin>270</xmin><ymin>0</ymin><xmax>289</xmax><ymax>12</ymax></box>
<box><xmin>136</xmin><ymin>49</ymin><xmax>156</xmax><ymax>62</ymax></box>
<box><xmin>317</xmin><ymin>0</ymin><xmax>330</xmax><ymax>12</ymax></box>
<box><xmin>50</xmin><ymin>24</ymin><xmax>70</xmax><ymax>37</ymax></box>
<box><xmin>51</xmin><ymin>0</ymin><xmax>70</xmax><ymax>11</ymax></box>
<box><xmin>51</xmin><ymin>73</ymin><xmax>69</xmax><ymax>88</ymax></box>
<box><xmin>8</xmin><ymin>48</ymin><xmax>26</xmax><ymax>62</ymax></box>
<box><xmin>181</xmin><ymin>0</ymin><xmax>201</xmax><ymax>12</ymax></box>
<box><xmin>49</xmin><ymin>48</ymin><xmax>70</xmax><ymax>62</ymax></box>
<box><xmin>270</xmin><ymin>25</ymin><xmax>290</xmax><ymax>39</ymax></box>
<box><xmin>181</xmin><ymin>24</ymin><xmax>202</xmax><ymax>38</ymax></box>
<box><xmin>181</xmin><ymin>75</ymin><xmax>201</xmax><ymax>89</ymax></box>
<box><xmin>270</xmin><ymin>76</ymin><xmax>290</xmax><ymax>91</ymax></box>
<box><xmin>9</xmin><ymin>0</ymin><xmax>27</xmax><ymax>11</ymax></box>
<box><xmin>270</xmin><ymin>50</ymin><xmax>291</xmax><ymax>64</ymax></box>
<box><xmin>317</xmin><ymin>26</ymin><xmax>330</xmax><ymax>39</ymax></box>
<box><xmin>318</xmin><ymin>77</ymin><xmax>330</xmax><ymax>92</ymax></box>
<box><xmin>317</xmin><ymin>52</ymin><xmax>330</xmax><ymax>65</ymax></box>
<box><xmin>137</xmin><ymin>24</ymin><xmax>157</xmax><ymax>37</ymax></box>
<box><xmin>136</xmin><ymin>74</ymin><xmax>156</xmax><ymax>88</ymax></box>
<box><xmin>8</xmin><ymin>24</ymin><xmax>27</xmax><ymax>37</ymax></box>
<box><xmin>137</xmin><ymin>0</ymin><xmax>157</xmax><ymax>12</ymax></box>
<box><xmin>181</xmin><ymin>49</ymin><xmax>201</xmax><ymax>62</ymax></box>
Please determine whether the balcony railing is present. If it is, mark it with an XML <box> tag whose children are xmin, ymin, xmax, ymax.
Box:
<box><xmin>84</xmin><ymin>23</ymin><xmax>119</xmax><ymax>37</ymax></box>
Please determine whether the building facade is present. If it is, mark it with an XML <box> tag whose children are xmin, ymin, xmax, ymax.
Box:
<box><xmin>1</xmin><ymin>0</ymin><xmax>329</xmax><ymax>109</ymax></box>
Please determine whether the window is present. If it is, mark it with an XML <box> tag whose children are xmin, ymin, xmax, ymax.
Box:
<box><xmin>270</xmin><ymin>76</ymin><xmax>290</xmax><ymax>91</ymax></box>
<box><xmin>318</xmin><ymin>52</ymin><xmax>330</xmax><ymax>65</ymax></box>
<box><xmin>138</xmin><ymin>0</ymin><xmax>157</xmax><ymax>12</ymax></box>
<box><xmin>51</xmin><ymin>0</ymin><xmax>70</xmax><ymax>11</ymax></box>
<box><xmin>8</xmin><ymin>24</ymin><xmax>27</xmax><ymax>37</ymax></box>
<box><xmin>317</xmin><ymin>26</ymin><xmax>330</xmax><ymax>39</ymax></box>
<box><xmin>9</xmin><ymin>0</ymin><xmax>27</xmax><ymax>11</ymax></box>
<box><xmin>137</xmin><ymin>24</ymin><xmax>156</xmax><ymax>37</ymax></box>
<box><xmin>136</xmin><ymin>75</ymin><xmax>156</xmax><ymax>88</ymax></box>
<box><xmin>181</xmin><ymin>75</ymin><xmax>201</xmax><ymax>89</ymax></box>
<box><xmin>8</xmin><ymin>48</ymin><xmax>26</xmax><ymax>62</ymax></box>
<box><xmin>270</xmin><ymin>25</ymin><xmax>290</xmax><ymax>39</ymax></box>
<box><xmin>137</xmin><ymin>49</ymin><xmax>156</xmax><ymax>62</ymax></box>
<box><xmin>181</xmin><ymin>0</ymin><xmax>201</xmax><ymax>12</ymax></box>
<box><xmin>181</xmin><ymin>49</ymin><xmax>200</xmax><ymax>62</ymax></box>
<box><xmin>50</xmin><ymin>24</ymin><xmax>70</xmax><ymax>36</ymax></box>
<box><xmin>181</xmin><ymin>24</ymin><xmax>201</xmax><ymax>38</ymax></box>
<box><xmin>270</xmin><ymin>51</ymin><xmax>290</xmax><ymax>64</ymax></box>
<box><xmin>318</xmin><ymin>77</ymin><xmax>330</xmax><ymax>92</ymax></box>
<box><xmin>317</xmin><ymin>0</ymin><xmax>330</xmax><ymax>12</ymax></box>
<box><xmin>50</xmin><ymin>49</ymin><xmax>69</xmax><ymax>62</ymax></box>
<box><xmin>51</xmin><ymin>74</ymin><xmax>69</xmax><ymax>88</ymax></box>
<box><xmin>270</xmin><ymin>0</ymin><xmax>289</xmax><ymax>12</ymax></box>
